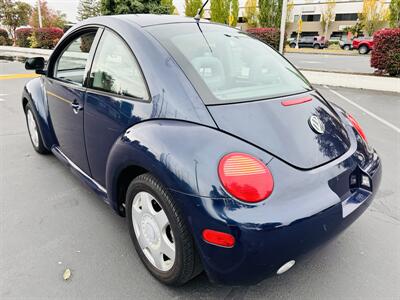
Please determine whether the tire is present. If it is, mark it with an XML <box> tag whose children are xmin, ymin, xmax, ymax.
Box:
<box><xmin>126</xmin><ymin>173</ymin><xmax>202</xmax><ymax>286</ymax></box>
<box><xmin>358</xmin><ymin>45</ymin><xmax>369</xmax><ymax>54</ymax></box>
<box><xmin>289</xmin><ymin>43</ymin><xmax>296</xmax><ymax>48</ymax></box>
<box><xmin>24</xmin><ymin>103</ymin><xmax>49</xmax><ymax>154</ymax></box>
<box><xmin>313</xmin><ymin>44</ymin><xmax>321</xmax><ymax>49</ymax></box>
<box><xmin>343</xmin><ymin>45</ymin><xmax>350</xmax><ymax>51</ymax></box>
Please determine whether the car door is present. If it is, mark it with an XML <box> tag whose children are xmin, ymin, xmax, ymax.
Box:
<box><xmin>84</xmin><ymin>29</ymin><xmax>152</xmax><ymax>186</ymax></box>
<box><xmin>46</xmin><ymin>28</ymin><xmax>102</xmax><ymax>175</ymax></box>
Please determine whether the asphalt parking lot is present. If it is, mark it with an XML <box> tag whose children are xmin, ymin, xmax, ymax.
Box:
<box><xmin>1</xmin><ymin>59</ymin><xmax>399</xmax><ymax>299</ymax></box>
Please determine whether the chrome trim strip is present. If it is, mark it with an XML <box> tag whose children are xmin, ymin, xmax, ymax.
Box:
<box><xmin>52</xmin><ymin>146</ymin><xmax>107</xmax><ymax>194</ymax></box>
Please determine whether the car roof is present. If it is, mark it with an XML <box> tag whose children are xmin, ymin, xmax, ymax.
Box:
<box><xmin>111</xmin><ymin>14</ymin><xmax>208</xmax><ymax>27</ymax></box>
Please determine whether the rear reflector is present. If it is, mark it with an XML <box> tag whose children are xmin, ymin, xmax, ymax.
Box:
<box><xmin>218</xmin><ymin>153</ymin><xmax>274</xmax><ymax>203</ymax></box>
<box><xmin>202</xmin><ymin>229</ymin><xmax>235</xmax><ymax>248</ymax></box>
<box><xmin>281</xmin><ymin>97</ymin><xmax>312</xmax><ymax>106</ymax></box>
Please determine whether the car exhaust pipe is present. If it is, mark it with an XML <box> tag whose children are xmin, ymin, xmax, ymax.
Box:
<box><xmin>276</xmin><ymin>260</ymin><xmax>296</xmax><ymax>275</ymax></box>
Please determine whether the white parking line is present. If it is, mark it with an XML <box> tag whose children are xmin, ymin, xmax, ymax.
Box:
<box><xmin>324</xmin><ymin>86</ymin><xmax>400</xmax><ymax>134</ymax></box>
<box><xmin>0</xmin><ymin>94</ymin><xmax>6</xmax><ymax>102</ymax></box>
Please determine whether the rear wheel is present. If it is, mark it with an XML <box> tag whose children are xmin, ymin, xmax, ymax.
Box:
<box><xmin>289</xmin><ymin>43</ymin><xmax>296</xmax><ymax>48</ymax></box>
<box><xmin>313</xmin><ymin>44</ymin><xmax>321</xmax><ymax>49</ymax></box>
<box><xmin>126</xmin><ymin>173</ymin><xmax>202</xmax><ymax>286</ymax></box>
<box><xmin>358</xmin><ymin>45</ymin><xmax>369</xmax><ymax>54</ymax></box>
<box><xmin>343</xmin><ymin>45</ymin><xmax>350</xmax><ymax>51</ymax></box>
<box><xmin>24</xmin><ymin>103</ymin><xmax>49</xmax><ymax>154</ymax></box>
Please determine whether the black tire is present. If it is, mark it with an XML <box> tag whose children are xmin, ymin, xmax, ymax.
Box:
<box><xmin>289</xmin><ymin>43</ymin><xmax>296</xmax><ymax>48</ymax></box>
<box><xmin>126</xmin><ymin>173</ymin><xmax>202</xmax><ymax>286</ymax></box>
<box><xmin>24</xmin><ymin>103</ymin><xmax>49</xmax><ymax>154</ymax></box>
<box><xmin>343</xmin><ymin>45</ymin><xmax>350</xmax><ymax>51</ymax></box>
<box><xmin>313</xmin><ymin>43</ymin><xmax>321</xmax><ymax>49</ymax></box>
<box><xmin>358</xmin><ymin>45</ymin><xmax>369</xmax><ymax>54</ymax></box>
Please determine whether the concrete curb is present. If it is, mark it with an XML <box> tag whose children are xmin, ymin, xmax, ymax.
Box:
<box><xmin>301</xmin><ymin>70</ymin><xmax>400</xmax><ymax>93</ymax></box>
<box><xmin>285</xmin><ymin>50</ymin><xmax>361</xmax><ymax>56</ymax></box>
<box><xmin>0</xmin><ymin>46</ymin><xmax>52</xmax><ymax>58</ymax></box>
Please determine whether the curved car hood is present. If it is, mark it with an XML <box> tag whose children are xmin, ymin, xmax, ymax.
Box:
<box><xmin>207</xmin><ymin>92</ymin><xmax>351</xmax><ymax>169</ymax></box>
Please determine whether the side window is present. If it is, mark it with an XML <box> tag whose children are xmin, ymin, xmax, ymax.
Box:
<box><xmin>54</xmin><ymin>31</ymin><xmax>97</xmax><ymax>86</ymax></box>
<box><xmin>89</xmin><ymin>30</ymin><xmax>148</xmax><ymax>100</ymax></box>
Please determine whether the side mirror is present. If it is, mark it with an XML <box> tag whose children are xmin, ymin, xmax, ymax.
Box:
<box><xmin>25</xmin><ymin>57</ymin><xmax>46</xmax><ymax>75</ymax></box>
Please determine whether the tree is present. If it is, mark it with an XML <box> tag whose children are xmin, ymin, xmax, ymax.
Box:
<box><xmin>389</xmin><ymin>0</ymin><xmax>400</xmax><ymax>28</ymax></box>
<box><xmin>0</xmin><ymin>0</ymin><xmax>31</xmax><ymax>42</ymax></box>
<box><xmin>359</xmin><ymin>0</ymin><xmax>388</xmax><ymax>36</ymax></box>
<box><xmin>210</xmin><ymin>0</ymin><xmax>230</xmax><ymax>24</ymax></box>
<box><xmin>244</xmin><ymin>0</ymin><xmax>257</xmax><ymax>28</ymax></box>
<box><xmin>77</xmin><ymin>0</ymin><xmax>101</xmax><ymax>20</ymax></box>
<box><xmin>320</xmin><ymin>0</ymin><xmax>335</xmax><ymax>38</ymax></box>
<box><xmin>258</xmin><ymin>0</ymin><xmax>282</xmax><ymax>28</ymax></box>
<box><xmin>100</xmin><ymin>0</ymin><xmax>172</xmax><ymax>15</ymax></box>
<box><xmin>30</xmin><ymin>0</ymin><xmax>67</xmax><ymax>29</ymax></box>
<box><xmin>184</xmin><ymin>0</ymin><xmax>202</xmax><ymax>17</ymax></box>
<box><xmin>230</xmin><ymin>0</ymin><xmax>238</xmax><ymax>27</ymax></box>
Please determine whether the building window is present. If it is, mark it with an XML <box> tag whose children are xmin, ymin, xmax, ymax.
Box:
<box><xmin>302</xmin><ymin>14</ymin><xmax>321</xmax><ymax>22</ymax></box>
<box><xmin>335</xmin><ymin>13</ymin><xmax>358</xmax><ymax>21</ymax></box>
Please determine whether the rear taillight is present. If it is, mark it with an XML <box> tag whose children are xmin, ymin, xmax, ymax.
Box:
<box><xmin>218</xmin><ymin>153</ymin><xmax>274</xmax><ymax>203</ymax></box>
<box><xmin>347</xmin><ymin>114</ymin><xmax>367</xmax><ymax>142</ymax></box>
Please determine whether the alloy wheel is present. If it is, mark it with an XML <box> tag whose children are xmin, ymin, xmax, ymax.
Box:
<box><xmin>26</xmin><ymin>109</ymin><xmax>39</xmax><ymax>148</ymax></box>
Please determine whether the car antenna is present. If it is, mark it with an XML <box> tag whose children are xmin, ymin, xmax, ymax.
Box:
<box><xmin>194</xmin><ymin>0</ymin><xmax>209</xmax><ymax>22</ymax></box>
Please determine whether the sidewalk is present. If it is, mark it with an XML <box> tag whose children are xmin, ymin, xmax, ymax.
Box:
<box><xmin>1</xmin><ymin>46</ymin><xmax>398</xmax><ymax>93</ymax></box>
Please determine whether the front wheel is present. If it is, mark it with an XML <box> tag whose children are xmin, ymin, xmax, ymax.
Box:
<box><xmin>313</xmin><ymin>44</ymin><xmax>321</xmax><ymax>49</ymax></box>
<box><xmin>358</xmin><ymin>45</ymin><xmax>369</xmax><ymax>54</ymax></box>
<box><xmin>24</xmin><ymin>103</ymin><xmax>49</xmax><ymax>154</ymax></box>
<box><xmin>343</xmin><ymin>45</ymin><xmax>350</xmax><ymax>51</ymax></box>
<box><xmin>126</xmin><ymin>173</ymin><xmax>202</xmax><ymax>286</ymax></box>
<box><xmin>289</xmin><ymin>43</ymin><xmax>296</xmax><ymax>48</ymax></box>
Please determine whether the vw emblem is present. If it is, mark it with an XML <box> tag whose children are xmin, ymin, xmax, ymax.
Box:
<box><xmin>308</xmin><ymin>115</ymin><xmax>325</xmax><ymax>134</ymax></box>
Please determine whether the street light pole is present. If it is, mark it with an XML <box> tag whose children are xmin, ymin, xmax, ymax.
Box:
<box><xmin>38</xmin><ymin>0</ymin><xmax>43</xmax><ymax>28</ymax></box>
<box><xmin>279</xmin><ymin>0</ymin><xmax>288</xmax><ymax>54</ymax></box>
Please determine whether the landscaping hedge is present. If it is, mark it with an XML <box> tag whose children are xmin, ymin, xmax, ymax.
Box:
<box><xmin>246</xmin><ymin>28</ymin><xmax>280</xmax><ymax>50</ymax></box>
<box><xmin>15</xmin><ymin>28</ymin><xmax>33</xmax><ymax>47</ymax></box>
<box><xmin>0</xmin><ymin>28</ymin><xmax>12</xmax><ymax>46</ymax></box>
<box><xmin>371</xmin><ymin>28</ymin><xmax>400</xmax><ymax>77</ymax></box>
<box><xmin>31</xmin><ymin>27</ymin><xmax>64</xmax><ymax>49</ymax></box>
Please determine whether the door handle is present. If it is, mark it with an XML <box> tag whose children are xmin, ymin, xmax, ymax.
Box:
<box><xmin>71</xmin><ymin>100</ymin><xmax>83</xmax><ymax>114</ymax></box>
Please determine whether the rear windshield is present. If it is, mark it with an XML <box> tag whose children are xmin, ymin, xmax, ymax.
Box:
<box><xmin>147</xmin><ymin>23</ymin><xmax>311</xmax><ymax>105</ymax></box>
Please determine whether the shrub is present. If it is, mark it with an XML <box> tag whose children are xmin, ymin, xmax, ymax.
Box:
<box><xmin>15</xmin><ymin>28</ymin><xmax>33</xmax><ymax>47</ymax></box>
<box><xmin>246</xmin><ymin>28</ymin><xmax>280</xmax><ymax>50</ymax></box>
<box><xmin>0</xmin><ymin>28</ymin><xmax>12</xmax><ymax>46</ymax></box>
<box><xmin>371</xmin><ymin>28</ymin><xmax>400</xmax><ymax>76</ymax></box>
<box><xmin>31</xmin><ymin>27</ymin><xmax>64</xmax><ymax>49</ymax></box>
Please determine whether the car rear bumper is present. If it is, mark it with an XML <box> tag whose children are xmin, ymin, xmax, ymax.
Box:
<box><xmin>171</xmin><ymin>151</ymin><xmax>382</xmax><ymax>285</ymax></box>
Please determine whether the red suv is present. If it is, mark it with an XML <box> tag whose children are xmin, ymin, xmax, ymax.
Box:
<box><xmin>352</xmin><ymin>37</ymin><xmax>374</xmax><ymax>54</ymax></box>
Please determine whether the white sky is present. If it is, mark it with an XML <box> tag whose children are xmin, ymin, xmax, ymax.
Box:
<box><xmin>20</xmin><ymin>0</ymin><xmax>187</xmax><ymax>22</ymax></box>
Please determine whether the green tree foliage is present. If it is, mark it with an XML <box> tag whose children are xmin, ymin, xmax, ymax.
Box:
<box><xmin>230</xmin><ymin>0</ymin><xmax>239</xmax><ymax>26</ymax></box>
<box><xmin>0</xmin><ymin>0</ymin><xmax>31</xmax><ymax>41</ymax></box>
<box><xmin>184</xmin><ymin>0</ymin><xmax>202</xmax><ymax>17</ymax></box>
<box><xmin>100</xmin><ymin>0</ymin><xmax>172</xmax><ymax>15</ymax></box>
<box><xmin>320</xmin><ymin>0</ymin><xmax>336</xmax><ymax>37</ymax></box>
<box><xmin>258</xmin><ymin>0</ymin><xmax>282</xmax><ymax>28</ymax></box>
<box><xmin>244</xmin><ymin>0</ymin><xmax>257</xmax><ymax>28</ymax></box>
<box><xmin>30</xmin><ymin>0</ymin><xmax>67</xmax><ymax>29</ymax></box>
<box><xmin>78</xmin><ymin>0</ymin><xmax>101</xmax><ymax>20</ymax></box>
<box><xmin>359</xmin><ymin>0</ymin><xmax>388</xmax><ymax>36</ymax></box>
<box><xmin>389</xmin><ymin>0</ymin><xmax>400</xmax><ymax>28</ymax></box>
<box><xmin>210</xmin><ymin>0</ymin><xmax>238</xmax><ymax>25</ymax></box>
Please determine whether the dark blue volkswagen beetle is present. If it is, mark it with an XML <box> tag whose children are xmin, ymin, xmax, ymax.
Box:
<box><xmin>22</xmin><ymin>14</ymin><xmax>382</xmax><ymax>286</ymax></box>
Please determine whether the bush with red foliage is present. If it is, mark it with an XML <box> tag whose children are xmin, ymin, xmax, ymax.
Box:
<box><xmin>371</xmin><ymin>28</ymin><xmax>400</xmax><ymax>77</ymax></box>
<box><xmin>15</xmin><ymin>28</ymin><xmax>33</xmax><ymax>47</ymax></box>
<box><xmin>0</xmin><ymin>28</ymin><xmax>12</xmax><ymax>46</ymax></box>
<box><xmin>246</xmin><ymin>28</ymin><xmax>280</xmax><ymax>50</ymax></box>
<box><xmin>31</xmin><ymin>27</ymin><xmax>64</xmax><ymax>49</ymax></box>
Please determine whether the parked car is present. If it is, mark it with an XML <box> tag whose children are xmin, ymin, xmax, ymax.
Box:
<box><xmin>352</xmin><ymin>37</ymin><xmax>374</xmax><ymax>54</ymax></box>
<box><xmin>23</xmin><ymin>15</ymin><xmax>381</xmax><ymax>286</ymax></box>
<box><xmin>289</xmin><ymin>36</ymin><xmax>328</xmax><ymax>49</ymax></box>
<box><xmin>339</xmin><ymin>36</ymin><xmax>353</xmax><ymax>50</ymax></box>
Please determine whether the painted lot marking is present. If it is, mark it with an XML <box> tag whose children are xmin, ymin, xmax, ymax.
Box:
<box><xmin>325</xmin><ymin>86</ymin><xmax>400</xmax><ymax>134</ymax></box>
<box><xmin>0</xmin><ymin>94</ymin><xmax>7</xmax><ymax>102</ymax></box>
<box><xmin>0</xmin><ymin>73</ymin><xmax>39</xmax><ymax>80</ymax></box>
